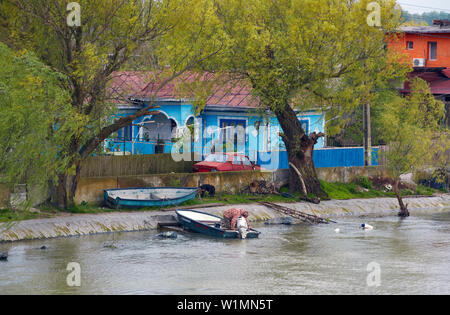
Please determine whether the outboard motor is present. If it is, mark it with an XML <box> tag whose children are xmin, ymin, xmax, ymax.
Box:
<box><xmin>236</xmin><ymin>216</ymin><xmax>249</xmax><ymax>239</ymax></box>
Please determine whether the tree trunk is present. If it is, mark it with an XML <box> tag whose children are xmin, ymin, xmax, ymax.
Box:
<box><xmin>274</xmin><ymin>102</ymin><xmax>328</xmax><ymax>201</ymax></box>
<box><xmin>52</xmin><ymin>174</ymin><xmax>68</xmax><ymax>209</ymax></box>
<box><xmin>48</xmin><ymin>107</ymin><xmax>160</xmax><ymax>209</ymax></box>
<box><xmin>51</xmin><ymin>162</ymin><xmax>82</xmax><ymax>209</ymax></box>
<box><xmin>394</xmin><ymin>179</ymin><xmax>409</xmax><ymax>217</ymax></box>
<box><xmin>68</xmin><ymin>160</ymin><xmax>82</xmax><ymax>207</ymax></box>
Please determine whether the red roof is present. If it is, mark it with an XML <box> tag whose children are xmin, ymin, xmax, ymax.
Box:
<box><xmin>108</xmin><ymin>71</ymin><xmax>151</xmax><ymax>102</ymax></box>
<box><xmin>108</xmin><ymin>71</ymin><xmax>260</xmax><ymax>108</ymax></box>
<box><xmin>442</xmin><ymin>69</ymin><xmax>450</xmax><ymax>79</ymax></box>
<box><xmin>401</xmin><ymin>69</ymin><xmax>450</xmax><ymax>95</ymax></box>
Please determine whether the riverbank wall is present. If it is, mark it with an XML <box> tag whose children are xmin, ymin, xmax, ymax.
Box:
<box><xmin>1</xmin><ymin>194</ymin><xmax>448</xmax><ymax>243</ymax></box>
<box><xmin>75</xmin><ymin>166</ymin><xmax>387</xmax><ymax>205</ymax></box>
<box><xmin>0</xmin><ymin>167</ymin><xmax>388</xmax><ymax>207</ymax></box>
<box><xmin>74</xmin><ymin>170</ymin><xmax>275</xmax><ymax>205</ymax></box>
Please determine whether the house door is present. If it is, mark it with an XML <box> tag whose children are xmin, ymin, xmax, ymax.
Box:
<box><xmin>220</xmin><ymin>119</ymin><xmax>246</xmax><ymax>154</ymax></box>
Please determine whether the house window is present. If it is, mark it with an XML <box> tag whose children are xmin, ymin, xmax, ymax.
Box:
<box><xmin>219</xmin><ymin>119</ymin><xmax>246</xmax><ymax>153</ymax></box>
<box><xmin>138</xmin><ymin>114</ymin><xmax>174</xmax><ymax>142</ymax></box>
<box><xmin>299</xmin><ymin>120</ymin><xmax>309</xmax><ymax>135</ymax></box>
<box><xmin>407</xmin><ymin>41</ymin><xmax>414</xmax><ymax>50</ymax></box>
<box><xmin>118</xmin><ymin>125</ymin><xmax>132</xmax><ymax>141</ymax></box>
<box><xmin>139</xmin><ymin>119</ymin><xmax>153</xmax><ymax>141</ymax></box>
<box><xmin>262</xmin><ymin>120</ymin><xmax>271</xmax><ymax>152</ymax></box>
<box><xmin>429</xmin><ymin>42</ymin><xmax>437</xmax><ymax>60</ymax></box>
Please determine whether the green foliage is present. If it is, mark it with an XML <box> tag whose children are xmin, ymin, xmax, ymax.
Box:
<box><xmin>353</xmin><ymin>176</ymin><xmax>373</xmax><ymax>190</ymax></box>
<box><xmin>168</xmin><ymin>178</ymin><xmax>181</xmax><ymax>187</ymax></box>
<box><xmin>380</xmin><ymin>77</ymin><xmax>448</xmax><ymax>180</ymax></box>
<box><xmin>197</xmin><ymin>0</ymin><xmax>410</xmax><ymax>198</ymax></box>
<box><xmin>432</xmin><ymin>168</ymin><xmax>448</xmax><ymax>185</ymax></box>
<box><xmin>65</xmin><ymin>204</ymin><xmax>116</xmax><ymax>215</ymax></box>
<box><xmin>415</xmin><ymin>185</ymin><xmax>435</xmax><ymax>196</ymax></box>
<box><xmin>327</xmin><ymin>88</ymin><xmax>404</xmax><ymax>146</ymax></box>
<box><xmin>413</xmin><ymin>169</ymin><xmax>432</xmax><ymax>183</ymax></box>
<box><xmin>202</xmin><ymin>0</ymin><xmax>407</xmax><ymax>129</ymax></box>
<box><xmin>320</xmin><ymin>180</ymin><xmax>394</xmax><ymax>200</ymax></box>
<box><xmin>0</xmin><ymin>0</ymin><xmax>223</xmax><ymax>207</ymax></box>
<box><xmin>0</xmin><ymin>208</ymin><xmax>51</xmax><ymax>223</ymax></box>
<box><xmin>0</xmin><ymin>43</ymin><xmax>80</xmax><ymax>203</ymax></box>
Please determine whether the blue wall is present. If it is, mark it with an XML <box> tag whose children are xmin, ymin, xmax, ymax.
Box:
<box><xmin>257</xmin><ymin>148</ymin><xmax>380</xmax><ymax>170</ymax></box>
<box><xmin>107</xmin><ymin>101</ymin><xmax>379</xmax><ymax>171</ymax></box>
<box><xmin>108</xmin><ymin>101</ymin><xmax>327</xmax><ymax>163</ymax></box>
<box><xmin>106</xmin><ymin>100</ymin><xmax>384</xmax><ymax>172</ymax></box>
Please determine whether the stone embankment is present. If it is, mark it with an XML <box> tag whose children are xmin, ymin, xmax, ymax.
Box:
<box><xmin>1</xmin><ymin>194</ymin><xmax>449</xmax><ymax>242</ymax></box>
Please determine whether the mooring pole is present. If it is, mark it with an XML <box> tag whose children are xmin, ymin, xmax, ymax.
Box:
<box><xmin>363</xmin><ymin>103</ymin><xmax>372</xmax><ymax>166</ymax></box>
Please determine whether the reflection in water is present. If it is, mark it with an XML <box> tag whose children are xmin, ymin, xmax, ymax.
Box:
<box><xmin>1</xmin><ymin>209</ymin><xmax>449</xmax><ymax>295</ymax></box>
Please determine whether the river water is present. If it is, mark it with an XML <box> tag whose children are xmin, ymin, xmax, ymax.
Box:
<box><xmin>1</xmin><ymin>209</ymin><xmax>449</xmax><ymax>295</ymax></box>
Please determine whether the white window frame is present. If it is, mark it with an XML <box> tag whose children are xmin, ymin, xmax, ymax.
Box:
<box><xmin>407</xmin><ymin>41</ymin><xmax>414</xmax><ymax>50</ymax></box>
<box><xmin>429</xmin><ymin>42</ymin><xmax>437</xmax><ymax>61</ymax></box>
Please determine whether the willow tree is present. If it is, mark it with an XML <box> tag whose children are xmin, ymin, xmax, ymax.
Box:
<box><xmin>0</xmin><ymin>43</ymin><xmax>79</xmax><ymax>208</ymax></box>
<box><xmin>380</xmin><ymin>78</ymin><xmax>448</xmax><ymax>217</ymax></box>
<box><xmin>0</xmin><ymin>0</ymin><xmax>223</xmax><ymax>208</ymax></box>
<box><xmin>203</xmin><ymin>0</ymin><xmax>404</xmax><ymax>200</ymax></box>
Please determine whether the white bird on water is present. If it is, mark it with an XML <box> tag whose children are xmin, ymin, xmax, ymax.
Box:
<box><xmin>361</xmin><ymin>223</ymin><xmax>374</xmax><ymax>230</ymax></box>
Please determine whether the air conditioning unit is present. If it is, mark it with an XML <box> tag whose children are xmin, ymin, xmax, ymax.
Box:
<box><xmin>413</xmin><ymin>58</ymin><xmax>426</xmax><ymax>67</ymax></box>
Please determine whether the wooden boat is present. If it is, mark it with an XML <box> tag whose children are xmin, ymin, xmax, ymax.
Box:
<box><xmin>176</xmin><ymin>209</ymin><xmax>261</xmax><ymax>239</ymax></box>
<box><xmin>104</xmin><ymin>187</ymin><xmax>199</xmax><ymax>209</ymax></box>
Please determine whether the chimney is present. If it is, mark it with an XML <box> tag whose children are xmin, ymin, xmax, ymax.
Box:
<box><xmin>433</xmin><ymin>20</ymin><xmax>450</xmax><ymax>28</ymax></box>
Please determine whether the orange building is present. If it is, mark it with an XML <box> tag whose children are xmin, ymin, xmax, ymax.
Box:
<box><xmin>389</xmin><ymin>20</ymin><xmax>450</xmax><ymax>126</ymax></box>
<box><xmin>390</xmin><ymin>20</ymin><xmax>450</xmax><ymax>68</ymax></box>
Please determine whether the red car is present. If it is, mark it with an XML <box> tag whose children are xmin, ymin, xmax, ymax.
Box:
<box><xmin>193</xmin><ymin>153</ymin><xmax>262</xmax><ymax>173</ymax></box>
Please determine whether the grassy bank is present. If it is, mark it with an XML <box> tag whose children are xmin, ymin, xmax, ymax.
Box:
<box><xmin>0</xmin><ymin>180</ymin><xmax>442</xmax><ymax>222</ymax></box>
<box><xmin>43</xmin><ymin>182</ymin><xmax>439</xmax><ymax>215</ymax></box>
<box><xmin>319</xmin><ymin>181</ymin><xmax>436</xmax><ymax>200</ymax></box>
<box><xmin>64</xmin><ymin>192</ymin><xmax>301</xmax><ymax>215</ymax></box>
<box><xmin>0</xmin><ymin>208</ymin><xmax>52</xmax><ymax>223</ymax></box>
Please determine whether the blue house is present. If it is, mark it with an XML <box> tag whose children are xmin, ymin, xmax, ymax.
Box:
<box><xmin>106</xmin><ymin>72</ymin><xmax>326</xmax><ymax>170</ymax></box>
<box><xmin>105</xmin><ymin>72</ymin><xmax>381</xmax><ymax>170</ymax></box>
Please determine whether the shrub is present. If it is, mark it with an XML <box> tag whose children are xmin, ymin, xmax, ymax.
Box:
<box><xmin>353</xmin><ymin>176</ymin><xmax>373</xmax><ymax>189</ymax></box>
<box><xmin>416</xmin><ymin>185</ymin><xmax>434</xmax><ymax>196</ymax></box>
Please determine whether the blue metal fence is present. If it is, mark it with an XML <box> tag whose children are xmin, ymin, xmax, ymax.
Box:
<box><xmin>257</xmin><ymin>147</ymin><xmax>380</xmax><ymax>170</ymax></box>
<box><xmin>104</xmin><ymin>138</ymin><xmax>381</xmax><ymax>170</ymax></box>
<box><xmin>103</xmin><ymin>138</ymin><xmax>175</xmax><ymax>156</ymax></box>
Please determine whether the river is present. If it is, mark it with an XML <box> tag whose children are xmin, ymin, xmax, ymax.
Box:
<box><xmin>1</xmin><ymin>208</ymin><xmax>449</xmax><ymax>295</ymax></box>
